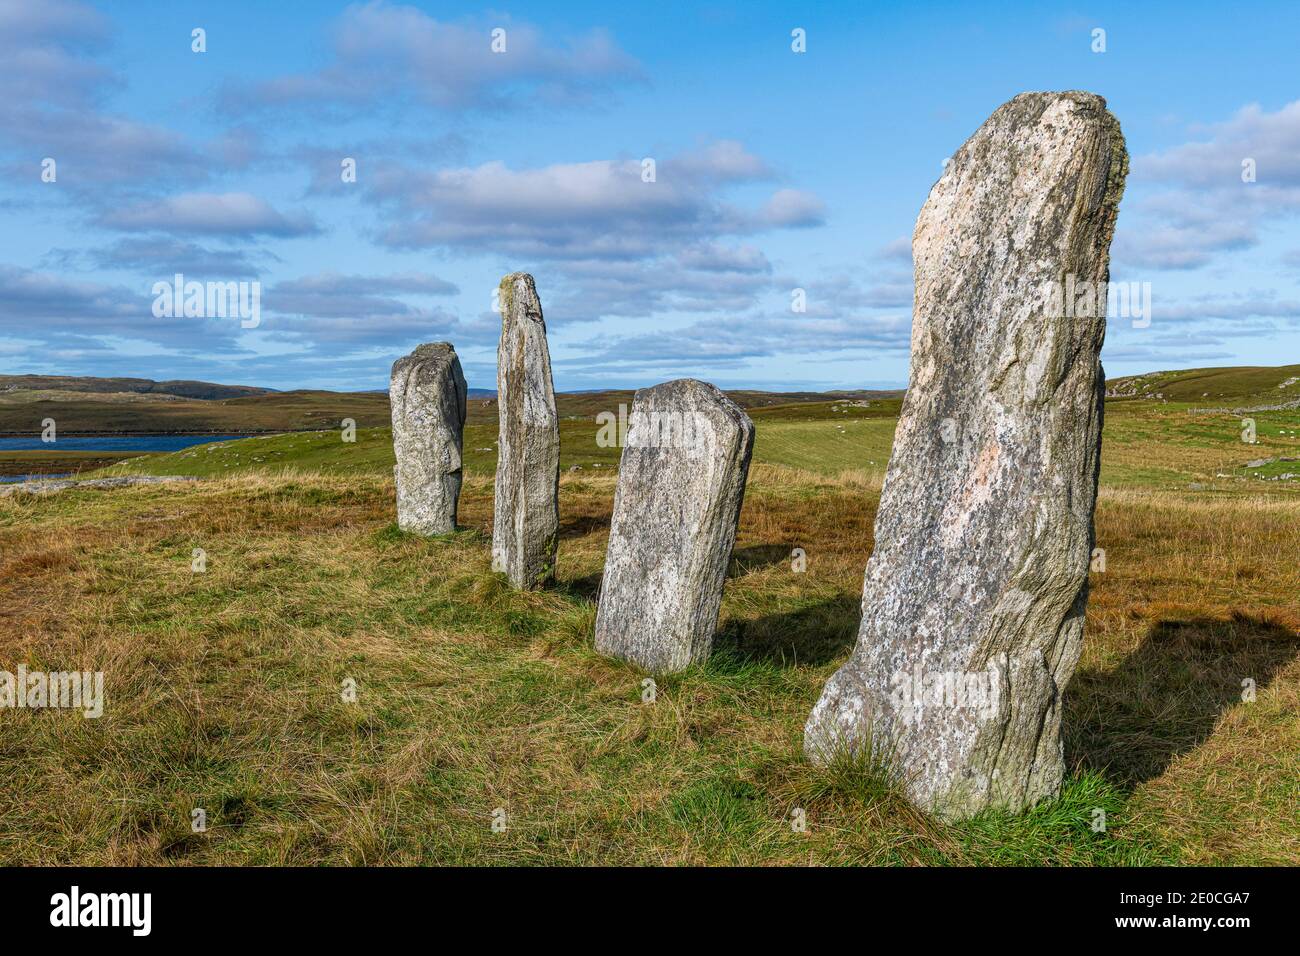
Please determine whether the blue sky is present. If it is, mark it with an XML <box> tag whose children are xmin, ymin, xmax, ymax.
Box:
<box><xmin>2</xmin><ymin>0</ymin><xmax>1298</xmax><ymax>393</ymax></box>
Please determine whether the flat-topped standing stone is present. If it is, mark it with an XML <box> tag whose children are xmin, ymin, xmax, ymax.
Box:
<box><xmin>492</xmin><ymin>273</ymin><xmax>560</xmax><ymax>588</ymax></box>
<box><xmin>595</xmin><ymin>379</ymin><xmax>756</xmax><ymax>673</ymax></box>
<box><xmin>805</xmin><ymin>91</ymin><xmax>1128</xmax><ymax>819</ymax></box>
<box><xmin>390</xmin><ymin>342</ymin><xmax>468</xmax><ymax>535</ymax></box>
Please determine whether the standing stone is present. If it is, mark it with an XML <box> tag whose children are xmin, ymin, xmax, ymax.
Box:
<box><xmin>595</xmin><ymin>379</ymin><xmax>755</xmax><ymax>673</ymax></box>
<box><xmin>492</xmin><ymin>273</ymin><xmax>560</xmax><ymax>588</ymax></box>
<box><xmin>390</xmin><ymin>342</ymin><xmax>467</xmax><ymax>535</ymax></box>
<box><xmin>804</xmin><ymin>92</ymin><xmax>1128</xmax><ymax>819</ymax></box>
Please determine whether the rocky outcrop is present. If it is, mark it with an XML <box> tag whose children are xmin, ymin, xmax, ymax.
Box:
<box><xmin>0</xmin><ymin>475</ymin><xmax>197</xmax><ymax>496</ymax></box>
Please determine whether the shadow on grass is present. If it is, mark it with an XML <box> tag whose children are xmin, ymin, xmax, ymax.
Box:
<box><xmin>713</xmin><ymin>594</ymin><xmax>860</xmax><ymax>668</ymax></box>
<box><xmin>1065</xmin><ymin>612</ymin><xmax>1300</xmax><ymax>789</ymax></box>
<box><xmin>556</xmin><ymin>572</ymin><xmax>602</xmax><ymax>602</ymax></box>
<box><xmin>552</xmin><ymin>514</ymin><xmax>612</xmax><ymax>601</ymax></box>
<box><xmin>727</xmin><ymin>544</ymin><xmax>792</xmax><ymax>578</ymax></box>
<box><xmin>558</xmin><ymin>512</ymin><xmax>610</xmax><ymax>540</ymax></box>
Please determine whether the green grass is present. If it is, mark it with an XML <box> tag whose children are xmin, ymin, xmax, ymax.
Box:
<box><xmin>1099</xmin><ymin>401</ymin><xmax>1300</xmax><ymax>492</ymax></box>
<box><xmin>90</xmin><ymin>408</ymin><xmax>901</xmax><ymax>482</ymax></box>
<box><xmin>752</xmin><ymin>419</ymin><xmax>896</xmax><ymax>475</ymax></box>
<box><xmin>92</xmin><ymin>396</ymin><xmax>1300</xmax><ymax>496</ymax></box>
<box><xmin>94</xmin><ymin>421</ymin><xmax>624</xmax><ymax>479</ymax></box>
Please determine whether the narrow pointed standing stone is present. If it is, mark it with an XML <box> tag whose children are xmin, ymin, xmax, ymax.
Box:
<box><xmin>805</xmin><ymin>92</ymin><xmax>1128</xmax><ymax>819</ymax></box>
<box><xmin>390</xmin><ymin>342</ymin><xmax>467</xmax><ymax>535</ymax></box>
<box><xmin>595</xmin><ymin>379</ymin><xmax>755</xmax><ymax>673</ymax></box>
<box><xmin>492</xmin><ymin>273</ymin><xmax>560</xmax><ymax>588</ymax></box>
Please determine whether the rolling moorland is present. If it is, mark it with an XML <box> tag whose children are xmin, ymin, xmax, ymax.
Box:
<box><xmin>0</xmin><ymin>366</ymin><xmax>1296</xmax><ymax>864</ymax></box>
<box><xmin>0</xmin><ymin>373</ymin><xmax>897</xmax><ymax>477</ymax></box>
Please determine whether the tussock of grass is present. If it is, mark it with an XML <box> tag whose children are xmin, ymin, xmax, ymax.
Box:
<box><xmin>954</xmin><ymin>772</ymin><xmax>1171</xmax><ymax>866</ymax></box>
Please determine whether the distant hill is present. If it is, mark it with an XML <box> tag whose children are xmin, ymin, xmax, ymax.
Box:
<box><xmin>0</xmin><ymin>374</ymin><xmax>903</xmax><ymax>434</ymax></box>
<box><xmin>0</xmin><ymin>375</ymin><xmax>272</xmax><ymax>401</ymax></box>
<box><xmin>0</xmin><ymin>384</ymin><xmax>390</xmax><ymax>435</ymax></box>
<box><xmin>18</xmin><ymin>364</ymin><xmax>1300</xmax><ymax>435</ymax></box>
<box><xmin>1105</xmin><ymin>364</ymin><xmax>1300</xmax><ymax>407</ymax></box>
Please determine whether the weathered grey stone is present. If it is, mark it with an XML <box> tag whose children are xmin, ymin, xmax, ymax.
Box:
<box><xmin>804</xmin><ymin>91</ymin><xmax>1128</xmax><ymax>819</ymax></box>
<box><xmin>390</xmin><ymin>342</ymin><xmax>467</xmax><ymax>535</ymax></box>
<box><xmin>594</xmin><ymin>379</ymin><xmax>755</xmax><ymax>673</ymax></box>
<box><xmin>492</xmin><ymin>273</ymin><xmax>560</xmax><ymax>588</ymax></box>
<box><xmin>0</xmin><ymin>475</ymin><xmax>197</xmax><ymax>497</ymax></box>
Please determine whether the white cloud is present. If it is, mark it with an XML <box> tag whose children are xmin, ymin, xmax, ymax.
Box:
<box><xmin>220</xmin><ymin>1</ymin><xmax>642</xmax><ymax>116</ymax></box>
<box><xmin>1117</xmin><ymin>99</ymin><xmax>1300</xmax><ymax>272</ymax></box>
<box><xmin>97</xmin><ymin>193</ymin><xmax>319</xmax><ymax>237</ymax></box>
<box><xmin>759</xmin><ymin>189</ymin><xmax>826</xmax><ymax>227</ymax></box>
<box><xmin>1136</xmin><ymin>101</ymin><xmax>1300</xmax><ymax>188</ymax></box>
<box><xmin>675</xmin><ymin>243</ymin><xmax>772</xmax><ymax>273</ymax></box>
<box><xmin>266</xmin><ymin>271</ymin><xmax>459</xmax><ymax>320</ymax></box>
<box><xmin>366</xmin><ymin>142</ymin><xmax>825</xmax><ymax>258</ymax></box>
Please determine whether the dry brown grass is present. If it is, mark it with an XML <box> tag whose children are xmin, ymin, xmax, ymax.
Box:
<box><xmin>0</xmin><ymin>468</ymin><xmax>1295</xmax><ymax>865</ymax></box>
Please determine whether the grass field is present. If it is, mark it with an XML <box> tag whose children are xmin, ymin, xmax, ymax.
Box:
<box><xmin>94</xmin><ymin>393</ymin><xmax>1300</xmax><ymax>493</ymax></box>
<box><xmin>0</xmin><ymin>450</ymin><xmax>140</xmax><ymax>478</ymax></box>
<box><xmin>0</xmin><ymin>375</ymin><xmax>1297</xmax><ymax>865</ymax></box>
<box><xmin>0</xmin><ymin>374</ymin><xmax>901</xmax><ymax>439</ymax></box>
<box><xmin>0</xmin><ymin>389</ymin><xmax>394</xmax><ymax>436</ymax></box>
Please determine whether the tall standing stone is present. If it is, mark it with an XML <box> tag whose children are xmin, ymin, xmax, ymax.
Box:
<box><xmin>804</xmin><ymin>92</ymin><xmax>1128</xmax><ymax>819</ymax></box>
<box><xmin>595</xmin><ymin>379</ymin><xmax>755</xmax><ymax>673</ymax></box>
<box><xmin>492</xmin><ymin>273</ymin><xmax>560</xmax><ymax>588</ymax></box>
<box><xmin>390</xmin><ymin>342</ymin><xmax>467</xmax><ymax>535</ymax></box>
